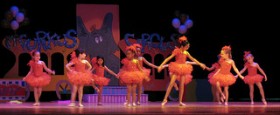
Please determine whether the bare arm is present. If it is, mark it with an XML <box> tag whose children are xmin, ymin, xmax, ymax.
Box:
<box><xmin>158</xmin><ymin>54</ymin><xmax>175</xmax><ymax>72</ymax></box>
<box><xmin>187</xmin><ymin>52</ymin><xmax>206</xmax><ymax>69</ymax></box>
<box><xmin>256</xmin><ymin>63</ymin><xmax>267</xmax><ymax>81</ymax></box>
<box><xmin>66</xmin><ymin>62</ymin><xmax>75</xmax><ymax>72</ymax></box>
<box><xmin>84</xmin><ymin>60</ymin><xmax>92</xmax><ymax>71</ymax></box>
<box><xmin>42</xmin><ymin>61</ymin><xmax>55</xmax><ymax>74</ymax></box>
<box><xmin>136</xmin><ymin>60</ymin><xmax>143</xmax><ymax>72</ymax></box>
<box><xmin>186</xmin><ymin>61</ymin><xmax>199</xmax><ymax>65</ymax></box>
<box><xmin>142</xmin><ymin>57</ymin><xmax>158</xmax><ymax>68</ymax></box>
<box><xmin>206</xmin><ymin>66</ymin><xmax>215</xmax><ymax>71</ymax></box>
<box><xmin>104</xmin><ymin>66</ymin><xmax>118</xmax><ymax>78</ymax></box>
<box><xmin>231</xmin><ymin>60</ymin><xmax>244</xmax><ymax>79</ymax></box>
<box><xmin>239</xmin><ymin>66</ymin><xmax>247</xmax><ymax>75</ymax></box>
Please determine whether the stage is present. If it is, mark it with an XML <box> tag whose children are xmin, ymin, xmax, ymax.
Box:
<box><xmin>1</xmin><ymin>102</ymin><xmax>280</xmax><ymax>115</ymax></box>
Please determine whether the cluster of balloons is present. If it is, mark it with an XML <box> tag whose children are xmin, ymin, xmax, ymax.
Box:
<box><xmin>171</xmin><ymin>11</ymin><xmax>193</xmax><ymax>34</ymax></box>
<box><xmin>1</xmin><ymin>6</ymin><xmax>28</xmax><ymax>31</ymax></box>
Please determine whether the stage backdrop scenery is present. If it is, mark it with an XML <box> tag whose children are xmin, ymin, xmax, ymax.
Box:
<box><xmin>76</xmin><ymin>4</ymin><xmax>120</xmax><ymax>85</ymax></box>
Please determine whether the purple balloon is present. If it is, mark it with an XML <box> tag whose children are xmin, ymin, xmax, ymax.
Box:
<box><xmin>178</xmin><ymin>25</ymin><xmax>187</xmax><ymax>34</ymax></box>
<box><xmin>10</xmin><ymin>20</ymin><xmax>19</xmax><ymax>30</ymax></box>
<box><xmin>184</xmin><ymin>19</ymin><xmax>193</xmax><ymax>29</ymax></box>
<box><xmin>16</xmin><ymin>12</ymin><xmax>25</xmax><ymax>22</ymax></box>
<box><xmin>172</xmin><ymin>18</ymin><xmax>181</xmax><ymax>29</ymax></box>
<box><xmin>10</xmin><ymin>6</ymin><xmax>19</xmax><ymax>17</ymax></box>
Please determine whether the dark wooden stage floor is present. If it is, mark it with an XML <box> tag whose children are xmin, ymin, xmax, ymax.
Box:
<box><xmin>1</xmin><ymin>101</ymin><xmax>280</xmax><ymax>115</ymax></box>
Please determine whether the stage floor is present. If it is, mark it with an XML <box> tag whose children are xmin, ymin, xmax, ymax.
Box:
<box><xmin>0</xmin><ymin>101</ymin><xmax>280</xmax><ymax>115</ymax></box>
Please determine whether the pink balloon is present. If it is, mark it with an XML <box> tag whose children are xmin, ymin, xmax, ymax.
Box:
<box><xmin>178</xmin><ymin>25</ymin><xmax>187</xmax><ymax>34</ymax></box>
<box><xmin>10</xmin><ymin>20</ymin><xmax>19</xmax><ymax>30</ymax></box>
<box><xmin>172</xmin><ymin>18</ymin><xmax>181</xmax><ymax>29</ymax></box>
<box><xmin>16</xmin><ymin>12</ymin><xmax>25</xmax><ymax>22</ymax></box>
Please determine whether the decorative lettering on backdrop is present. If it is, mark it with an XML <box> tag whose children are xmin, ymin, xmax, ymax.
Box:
<box><xmin>4</xmin><ymin>29</ymin><xmax>77</xmax><ymax>51</ymax></box>
<box><xmin>124</xmin><ymin>33</ymin><xmax>178</xmax><ymax>52</ymax></box>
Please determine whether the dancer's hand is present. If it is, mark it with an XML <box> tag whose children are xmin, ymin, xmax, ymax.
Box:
<box><xmin>52</xmin><ymin>70</ymin><xmax>55</xmax><ymax>75</ymax></box>
<box><xmin>157</xmin><ymin>66</ymin><xmax>163</xmax><ymax>72</ymax></box>
<box><xmin>264</xmin><ymin>76</ymin><xmax>267</xmax><ymax>81</ymax></box>
<box><xmin>200</xmin><ymin>63</ymin><xmax>206</xmax><ymax>70</ymax></box>
<box><xmin>240</xmin><ymin>75</ymin><xmax>244</xmax><ymax>80</ymax></box>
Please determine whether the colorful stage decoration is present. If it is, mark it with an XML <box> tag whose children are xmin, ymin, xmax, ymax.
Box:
<box><xmin>2</xmin><ymin>29</ymin><xmax>79</xmax><ymax>98</ymax></box>
<box><xmin>0</xmin><ymin>80</ymin><xmax>30</xmax><ymax>102</ymax></box>
<box><xmin>1</xmin><ymin>6</ymin><xmax>29</xmax><ymax>32</ymax></box>
<box><xmin>171</xmin><ymin>11</ymin><xmax>193</xmax><ymax>34</ymax></box>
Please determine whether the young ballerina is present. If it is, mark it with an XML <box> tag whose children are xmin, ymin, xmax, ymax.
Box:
<box><xmin>163</xmin><ymin>61</ymin><xmax>198</xmax><ymax>91</ymax></box>
<box><xmin>206</xmin><ymin>56</ymin><xmax>221</xmax><ymax>102</ymax></box>
<box><xmin>157</xmin><ymin>35</ymin><xmax>206</xmax><ymax>106</ymax></box>
<box><xmin>118</xmin><ymin>45</ymin><xmax>144</xmax><ymax>107</ymax></box>
<box><xmin>209</xmin><ymin>46</ymin><xmax>244</xmax><ymax>105</ymax></box>
<box><xmin>66</xmin><ymin>49</ymin><xmax>94</xmax><ymax>107</ymax></box>
<box><xmin>133</xmin><ymin>43</ymin><xmax>158</xmax><ymax>105</ymax></box>
<box><xmin>238</xmin><ymin>51</ymin><xmax>267</xmax><ymax>105</ymax></box>
<box><xmin>91</xmin><ymin>56</ymin><xmax>119</xmax><ymax>106</ymax></box>
<box><xmin>23</xmin><ymin>50</ymin><xmax>55</xmax><ymax>106</ymax></box>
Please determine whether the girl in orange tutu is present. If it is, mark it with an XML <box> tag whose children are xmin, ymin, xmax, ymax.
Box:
<box><xmin>206</xmin><ymin>56</ymin><xmax>221</xmax><ymax>102</ymax></box>
<box><xmin>158</xmin><ymin>35</ymin><xmax>206</xmax><ymax>106</ymax></box>
<box><xmin>133</xmin><ymin>43</ymin><xmax>158</xmax><ymax>105</ymax></box>
<box><xmin>91</xmin><ymin>56</ymin><xmax>119</xmax><ymax>105</ymax></box>
<box><xmin>239</xmin><ymin>51</ymin><xmax>267</xmax><ymax>105</ymax></box>
<box><xmin>209</xmin><ymin>46</ymin><xmax>244</xmax><ymax>105</ymax></box>
<box><xmin>66</xmin><ymin>49</ymin><xmax>94</xmax><ymax>107</ymax></box>
<box><xmin>163</xmin><ymin>61</ymin><xmax>198</xmax><ymax>91</ymax></box>
<box><xmin>118</xmin><ymin>45</ymin><xmax>144</xmax><ymax>107</ymax></box>
<box><xmin>23</xmin><ymin>50</ymin><xmax>55</xmax><ymax>106</ymax></box>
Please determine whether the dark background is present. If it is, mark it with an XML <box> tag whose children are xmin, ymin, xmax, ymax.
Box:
<box><xmin>0</xmin><ymin>0</ymin><xmax>279</xmax><ymax>102</ymax></box>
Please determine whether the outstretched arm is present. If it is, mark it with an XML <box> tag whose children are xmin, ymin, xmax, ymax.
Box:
<box><xmin>256</xmin><ymin>63</ymin><xmax>267</xmax><ymax>81</ymax></box>
<box><xmin>104</xmin><ymin>66</ymin><xmax>118</xmax><ymax>78</ymax></box>
<box><xmin>206</xmin><ymin>65</ymin><xmax>215</xmax><ymax>71</ymax></box>
<box><xmin>42</xmin><ymin>61</ymin><xmax>55</xmax><ymax>74</ymax></box>
<box><xmin>231</xmin><ymin>60</ymin><xmax>244</xmax><ymax>79</ymax></box>
<box><xmin>142</xmin><ymin>57</ymin><xmax>158</xmax><ymax>68</ymax></box>
<box><xmin>235</xmin><ymin>66</ymin><xmax>247</xmax><ymax>78</ymax></box>
<box><xmin>158</xmin><ymin>54</ymin><xmax>175</xmax><ymax>72</ymax></box>
<box><xmin>187</xmin><ymin>52</ymin><xmax>206</xmax><ymax>69</ymax></box>
<box><xmin>239</xmin><ymin>66</ymin><xmax>247</xmax><ymax>75</ymax></box>
<box><xmin>186</xmin><ymin>61</ymin><xmax>199</xmax><ymax>65</ymax></box>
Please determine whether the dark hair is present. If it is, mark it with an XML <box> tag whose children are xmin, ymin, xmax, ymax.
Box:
<box><xmin>96</xmin><ymin>56</ymin><xmax>105</xmax><ymax>67</ymax></box>
<box><xmin>75</xmin><ymin>49</ymin><xmax>86</xmax><ymax>57</ymax></box>
<box><xmin>180</xmin><ymin>40</ymin><xmax>190</xmax><ymax>47</ymax></box>
<box><xmin>32</xmin><ymin>50</ymin><xmax>40</xmax><ymax>56</ymax></box>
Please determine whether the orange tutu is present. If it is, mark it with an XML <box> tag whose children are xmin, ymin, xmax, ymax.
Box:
<box><xmin>142</xmin><ymin>67</ymin><xmax>151</xmax><ymax>82</ymax></box>
<box><xmin>24</xmin><ymin>72</ymin><xmax>51</xmax><ymax>87</ymax></box>
<box><xmin>244</xmin><ymin>74</ymin><xmax>264</xmax><ymax>84</ymax></box>
<box><xmin>176</xmin><ymin>74</ymin><xmax>193</xmax><ymax>85</ymax></box>
<box><xmin>209</xmin><ymin>73</ymin><xmax>236</xmax><ymax>87</ymax></box>
<box><xmin>118</xmin><ymin>70</ymin><xmax>144</xmax><ymax>84</ymax></box>
<box><xmin>67</xmin><ymin>70</ymin><xmax>92</xmax><ymax>85</ymax></box>
<box><xmin>168</xmin><ymin>62</ymin><xmax>193</xmax><ymax>76</ymax></box>
<box><xmin>91</xmin><ymin>75</ymin><xmax>110</xmax><ymax>86</ymax></box>
<box><xmin>208</xmin><ymin>71</ymin><xmax>216</xmax><ymax>79</ymax></box>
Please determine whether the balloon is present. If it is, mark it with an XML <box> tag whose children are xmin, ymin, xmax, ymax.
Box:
<box><xmin>16</xmin><ymin>12</ymin><xmax>25</xmax><ymax>22</ymax></box>
<box><xmin>10</xmin><ymin>20</ymin><xmax>19</xmax><ymax>30</ymax></box>
<box><xmin>10</xmin><ymin>6</ymin><xmax>19</xmax><ymax>17</ymax></box>
<box><xmin>172</xmin><ymin>18</ymin><xmax>181</xmax><ymax>29</ymax></box>
<box><xmin>178</xmin><ymin>25</ymin><xmax>187</xmax><ymax>34</ymax></box>
<box><xmin>184</xmin><ymin>19</ymin><xmax>193</xmax><ymax>29</ymax></box>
